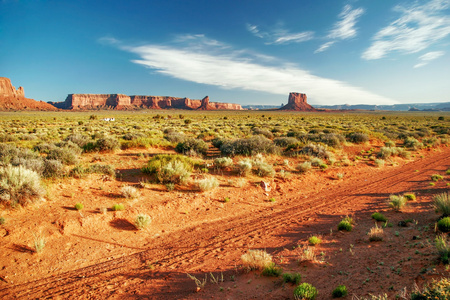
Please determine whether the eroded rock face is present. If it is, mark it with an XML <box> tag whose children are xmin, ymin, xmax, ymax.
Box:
<box><xmin>280</xmin><ymin>92</ymin><xmax>316</xmax><ymax>111</ymax></box>
<box><xmin>0</xmin><ymin>77</ymin><xmax>56</xmax><ymax>111</ymax></box>
<box><xmin>52</xmin><ymin>93</ymin><xmax>242</xmax><ymax>110</ymax></box>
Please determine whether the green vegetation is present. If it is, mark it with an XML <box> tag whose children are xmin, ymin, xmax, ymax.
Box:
<box><xmin>74</xmin><ymin>203</ymin><xmax>84</xmax><ymax>210</ymax></box>
<box><xmin>332</xmin><ymin>285</ymin><xmax>348</xmax><ymax>298</ymax></box>
<box><xmin>431</xmin><ymin>174</ymin><xmax>444</xmax><ymax>182</ymax></box>
<box><xmin>308</xmin><ymin>235</ymin><xmax>322</xmax><ymax>245</ymax></box>
<box><xmin>338</xmin><ymin>216</ymin><xmax>353</xmax><ymax>232</ymax></box>
<box><xmin>241</xmin><ymin>249</ymin><xmax>273</xmax><ymax>270</ymax></box>
<box><xmin>438</xmin><ymin>217</ymin><xmax>450</xmax><ymax>233</ymax></box>
<box><xmin>111</xmin><ymin>203</ymin><xmax>125</xmax><ymax>211</ymax></box>
<box><xmin>294</xmin><ymin>283</ymin><xmax>318</xmax><ymax>300</ymax></box>
<box><xmin>435</xmin><ymin>235</ymin><xmax>450</xmax><ymax>264</ymax></box>
<box><xmin>433</xmin><ymin>192</ymin><xmax>450</xmax><ymax>216</ymax></box>
<box><xmin>371</xmin><ymin>212</ymin><xmax>387</xmax><ymax>222</ymax></box>
<box><xmin>282</xmin><ymin>273</ymin><xmax>302</xmax><ymax>285</ymax></box>
<box><xmin>411</xmin><ymin>278</ymin><xmax>450</xmax><ymax>299</ymax></box>
<box><xmin>134</xmin><ymin>214</ymin><xmax>151</xmax><ymax>230</ymax></box>
<box><xmin>388</xmin><ymin>194</ymin><xmax>407</xmax><ymax>211</ymax></box>
<box><xmin>403</xmin><ymin>193</ymin><xmax>416</xmax><ymax>201</ymax></box>
<box><xmin>261</xmin><ymin>263</ymin><xmax>283</xmax><ymax>277</ymax></box>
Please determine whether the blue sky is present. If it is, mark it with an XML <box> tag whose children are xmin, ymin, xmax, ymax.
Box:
<box><xmin>1</xmin><ymin>0</ymin><xmax>449</xmax><ymax>106</ymax></box>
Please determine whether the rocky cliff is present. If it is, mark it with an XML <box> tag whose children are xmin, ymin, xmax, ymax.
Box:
<box><xmin>0</xmin><ymin>77</ymin><xmax>57</xmax><ymax>111</ymax></box>
<box><xmin>51</xmin><ymin>93</ymin><xmax>243</xmax><ymax>110</ymax></box>
<box><xmin>279</xmin><ymin>93</ymin><xmax>317</xmax><ymax>111</ymax></box>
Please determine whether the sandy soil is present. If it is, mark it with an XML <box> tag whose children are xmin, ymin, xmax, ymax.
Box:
<box><xmin>0</xmin><ymin>145</ymin><xmax>449</xmax><ymax>299</ymax></box>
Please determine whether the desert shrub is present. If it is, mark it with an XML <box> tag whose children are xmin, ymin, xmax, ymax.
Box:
<box><xmin>121</xmin><ymin>185</ymin><xmax>140</xmax><ymax>199</ymax></box>
<box><xmin>309</xmin><ymin>157</ymin><xmax>324</xmax><ymax>167</ymax></box>
<box><xmin>403</xmin><ymin>137</ymin><xmax>423</xmax><ymax>150</ymax></box>
<box><xmin>385</xmin><ymin>140</ymin><xmax>396</xmax><ymax>147</ymax></box>
<box><xmin>411</xmin><ymin>277</ymin><xmax>450</xmax><ymax>300</ymax></box>
<box><xmin>88</xmin><ymin>164</ymin><xmax>116</xmax><ymax>178</ymax></box>
<box><xmin>296</xmin><ymin>161</ymin><xmax>312</xmax><ymax>173</ymax></box>
<box><xmin>0</xmin><ymin>216</ymin><xmax>5</xmax><ymax>225</ymax></box>
<box><xmin>433</xmin><ymin>192</ymin><xmax>450</xmax><ymax>216</ymax></box>
<box><xmin>0</xmin><ymin>143</ymin><xmax>38</xmax><ymax>164</ymax></box>
<box><xmin>424</xmin><ymin>137</ymin><xmax>441</xmax><ymax>147</ymax></box>
<box><xmin>0</xmin><ymin>165</ymin><xmax>45</xmax><ymax>207</ymax></box>
<box><xmin>273</xmin><ymin>137</ymin><xmax>298</xmax><ymax>147</ymax></box>
<box><xmin>347</xmin><ymin>132</ymin><xmax>369</xmax><ymax>144</ymax></box>
<box><xmin>134</xmin><ymin>214</ymin><xmax>151</xmax><ymax>230</ymax></box>
<box><xmin>261</xmin><ymin>263</ymin><xmax>282</xmax><ymax>277</ymax></box>
<box><xmin>74</xmin><ymin>203</ymin><xmax>84</xmax><ymax>210</ymax></box>
<box><xmin>0</xmin><ymin>134</ymin><xmax>18</xmax><ymax>143</ymax></box>
<box><xmin>388</xmin><ymin>194</ymin><xmax>407</xmax><ymax>211</ymax></box>
<box><xmin>438</xmin><ymin>217</ymin><xmax>450</xmax><ymax>233</ymax></box>
<box><xmin>33</xmin><ymin>233</ymin><xmax>46</xmax><ymax>254</ymax></box>
<box><xmin>300</xmin><ymin>143</ymin><xmax>330</xmax><ymax>159</ymax></box>
<box><xmin>376</xmin><ymin>146</ymin><xmax>409</xmax><ymax>159</ymax></box>
<box><xmin>237</xmin><ymin>159</ymin><xmax>252</xmax><ymax>176</ymax></box>
<box><xmin>435</xmin><ymin>235</ymin><xmax>450</xmax><ymax>265</ymax></box>
<box><xmin>122</xmin><ymin>132</ymin><xmax>145</xmax><ymax>141</ymax></box>
<box><xmin>164</xmin><ymin>131</ymin><xmax>186</xmax><ymax>143</ymax></box>
<box><xmin>252</xmin><ymin>127</ymin><xmax>274</xmax><ymax>139</ymax></box>
<box><xmin>368</xmin><ymin>224</ymin><xmax>383</xmax><ymax>241</ymax></box>
<box><xmin>308</xmin><ymin>236</ymin><xmax>322</xmax><ymax>245</ymax></box>
<box><xmin>283</xmin><ymin>273</ymin><xmax>302</xmax><ymax>285</ymax></box>
<box><xmin>320</xmin><ymin>133</ymin><xmax>345</xmax><ymax>148</ymax></box>
<box><xmin>121</xmin><ymin>137</ymin><xmax>170</xmax><ymax>149</ymax></box>
<box><xmin>64</xmin><ymin>133</ymin><xmax>91</xmax><ymax>149</ymax></box>
<box><xmin>196</xmin><ymin>177</ymin><xmax>219</xmax><ymax>191</ymax></box>
<box><xmin>142</xmin><ymin>154</ymin><xmax>194</xmax><ymax>175</ymax></box>
<box><xmin>11</xmin><ymin>157</ymin><xmax>44</xmax><ymax>174</ymax></box>
<box><xmin>371</xmin><ymin>212</ymin><xmax>387</xmax><ymax>222</ymax></box>
<box><xmin>253</xmin><ymin>161</ymin><xmax>275</xmax><ymax>177</ymax></box>
<box><xmin>47</xmin><ymin>147</ymin><xmax>78</xmax><ymax>165</ymax></box>
<box><xmin>374</xmin><ymin>159</ymin><xmax>385</xmax><ymax>167</ymax></box>
<box><xmin>332</xmin><ymin>285</ymin><xmax>348</xmax><ymax>298</ymax></box>
<box><xmin>299</xmin><ymin>246</ymin><xmax>317</xmax><ymax>262</ymax></box>
<box><xmin>294</xmin><ymin>283</ymin><xmax>318</xmax><ymax>300</ymax></box>
<box><xmin>241</xmin><ymin>249</ymin><xmax>273</xmax><ymax>270</ymax></box>
<box><xmin>95</xmin><ymin>137</ymin><xmax>120</xmax><ymax>152</ymax></box>
<box><xmin>43</xmin><ymin>159</ymin><xmax>65</xmax><ymax>178</ymax></box>
<box><xmin>175</xmin><ymin>138</ymin><xmax>208</xmax><ymax>156</ymax></box>
<box><xmin>111</xmin><ymin>203</ymin><xmax>125</xmax><ymax>211</ymax></box>
<box><xmin>220</xmin><ymin>136</ymin><xmax>279</xmax><ymax>156</ymax></box>
<box><xmin>431</xmin><ymin>174</ymin><xmax>444</xmax><ymax>182</ymax></box>
<box><xmin>404</xmin><ymin>193</ymin><xmax>416</xmax><ymax>201</ymax></box>
<box><xmin>157</xmin><ymin>161</ymin><xmax>191</xmax><ymax>184</ymax></box>
<box><xmin>214</xmin><ymin>157</ymin><xmax>233</xmax><ymax>169</ymax></box>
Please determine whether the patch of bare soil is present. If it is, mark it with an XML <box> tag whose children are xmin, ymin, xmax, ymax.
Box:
<box><xmin>0</xmin><ymin>146</ymin><xmax>449</xmax><ymax>299</ymax></box>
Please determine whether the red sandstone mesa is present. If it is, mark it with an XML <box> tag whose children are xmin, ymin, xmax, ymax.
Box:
<box><xmin>0</xmin><ymin>77</ymin><xmax>56</xmax><ymax>111</ymax></box>
<box><xmin>51</xmin><ymin>94</ymin><xmax>243</xmax><ymax>110</ymax></box>
<box><xmin>279</xmin><ymin>92</ymin><xmax>317</xmax><ymax>111</ymax></box>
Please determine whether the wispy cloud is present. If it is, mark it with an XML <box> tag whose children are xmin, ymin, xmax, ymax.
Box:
<box><xmin>362</xmin><ymin>0</ymin><xmax>450</xmax><ymax>60</ymax></box>
<box><xmin>104</xmin><ymin>35</ymin><xmax>396</xmax><ymax>105</ymax></box>
<box><xmin>246</xmin><ymin>23</ymin><xmax>314</xmax><ymax>45</ymax></box>
<box><xmin>414</xmin><ymin>51</ymin><xmax>445</xmax><ymax>68</ymax></box>
<box><xmin>315</xmin><ymin>5</ymin><xmax>364</xmax><ymax>53</ymax></box>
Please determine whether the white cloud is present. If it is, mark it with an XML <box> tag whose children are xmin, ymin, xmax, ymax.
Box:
<box><xmin>107</xmin><ymin>35</ymin><xmax>396</xmax><ymax>105</ymax></box>
<box><xmin>314</xmin><ymin>41</ymin><xmax>335</xmax><ymax>54</ymax></box>
<box><xmin>328</xmin><ymin>5</ymin><xmax>365</xmax><ymax>40</ymax></box>
<box><xmin>414</xmin><ymin>50</ymin><xmax>445</xmax><ymax>67</ymax></box>
<box><xmin>363</xmin><ymin>0</ymin><xmax>450</xmax><ymax>60</ymax></box>
<box><xmin>315</xmin><ymin>5</ymin><xmax>364</xmax><ymax>53</ymax></box>
<box><xmin>246</xmin><ymin>23</ymin><xmax>314</xmax><ymax>45</ymax></box>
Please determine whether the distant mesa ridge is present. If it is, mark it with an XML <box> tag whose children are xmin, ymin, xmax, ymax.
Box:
<box><xmin>0</xmin><ymin>77</ymin><xmax>56</xmax><ymax>111</ymax></box>
<box><xmin>50</xmin><ymin>93</ymin><xmax>243</xmax><ymax>110</ymax></box>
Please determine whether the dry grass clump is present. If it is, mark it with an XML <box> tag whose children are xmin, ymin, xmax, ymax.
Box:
<box><xmin>388</xmin><ymin>194</ymin><xmax>407</xmax><ymax>211</ymax></box>
<box><xmin>299</xmin><ymin>246</ymin><xmax>317</xmax><ymax>262</ymax></box>
<box><xmin>196</xmin><ymin>177</ymin><xmax>219</xmax><ymax>191</ymax></box>
<box><xmin>368</xmin><ymin>224</ymin><xmax>384</xmax><ymax>241</ymax></box>
<box><xmin>241</xmin><ymin>249</ymin><xmax>273</xmax><ymax>270</ymax></box>
<box><xmin>121</xmin><ymin>185</ymin><xmax>140</xmax><ymax>199</ymax></box>
<box><xmin>296</xmin><ymin>161</ymin><xmax>312</xmax><ymax>173</ymax></box>
<box><xmin>134</xmin><ymin>214</ymin><xmax>151</xmax><ymax>230</ymax></box>
<box><xmin>433</xmin><ymin>192</ymin><xmax>450</xmax><ymax>216</ymax></box>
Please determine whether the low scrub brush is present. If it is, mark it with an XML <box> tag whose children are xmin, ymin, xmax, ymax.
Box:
<box><xmin>134</xmin><ymin>214</ymin><xmax>151</xmax><ymax>230</ymax></box>
<box><xmin>388</xmin><ymin>194</ymin><xmax>407</xmax><ymax>211</ymax></box>
<box><xmin>332</xmin><ymin>285</ymin><xmax>348</xmax><ymax>298</ymax></box>
<box><xmin>283</xmin><ymin>273</ymin><xmax>301</xmax><ymax>285</ymax></box>
<box><xmin>261</xmin><ymin>263</ymin><xmax>283</xmax><ymax>277</ymax></box>
<box><xmin>371</xmin><ymin>212</ymin><xmax>387</xmax><ymax>222</ymax></box>
<box><xmin>241</xmin><ymin>249</ymin><xmax>272</xmax><ymax>270</ymax></box>
<box><xmin>294</xmin><ymin>283</ymin><xmax>318</xmax><ymax>300</ymax></box>
<box><xmin>433</xmin><ymin>192</ymin><xmax>450</xmax><ymax>216</ymax></box>
<box><xmin>438</xmin><ymin>217</ymin><xmax>450</xmax><ymax>233</ymax></box>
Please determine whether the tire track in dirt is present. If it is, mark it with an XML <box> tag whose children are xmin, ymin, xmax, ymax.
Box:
<box><xmin>1</xmin><ymin>149</ymin><xmax>449</xmax><ymax>299</ymax></box>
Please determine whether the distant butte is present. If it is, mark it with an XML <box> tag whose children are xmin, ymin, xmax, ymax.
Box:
<box><xmin>50</xmin><ymin>94</ymin><xmax>243</xmax><ymax>110</ymax></box>
<box><xmin>0</xmin><ymin>77</ymin><xmax>57</xmax><ymax>111</ymax></box>
<box><xmin>279</xmin><ymin>92</ymin><xmax>318</xmax><ymax>111</ymax></box>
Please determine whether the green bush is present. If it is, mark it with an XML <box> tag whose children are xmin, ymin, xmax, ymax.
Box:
<box><xmin>75</xmin><ymin>203</ymin><xmax>84</xmax><ymax>210</ymax></box>
<box><xmin>0</xmin><ymin>165</ymin><xmax>45</xmax><ymax>207</ymax></box>
<box><xmin>43</xmin><ymin>159</ymin><xmax>65</xmax><ymax>178</ymax></box>
<box><xmin>65</xmin><ymin>133</ymin><xmax>91</xmax><ymax>148</ymax></box>
<box><xmin>0</xmin><ymin>216</ymin><xmax>5</xmax><ymax>225</ymax></box>
<box><xmin>433</xmin><ymin>192</ymin><xmax>450</xmax><ymax>216</ymax></box>
<box><xmin>300</xmin><ymin>143</ymin><xmax>331</xmax><ymax>159</ymax></box>
<box><xmin>142</xmin><ymin>154</ymin><xmax>194</xmax><ymax>184</ymax></box>
<box><xmin>332</xmin><ymin>285</ymin><xmax>348</xmax><ymax>298</ymax></box>
<box><xmin>261</xmin><ymin>263</ymin><xmax>283</xmax><ymax>277</ymax></box>
<box><xmin>431</xmin><ymin>174</ymin><xmax>444</xmax><ymax>182</ymax></box>
<box><xmin>296</xmin><ymin>161</ymin><xmax>312</xmax><ymax>173</ymax></box>
<box><xmin>253</xmin><ymin>161</ymin><xmax>275</xmax><ymax>177</ymax></box>
<box><xmin>371</xmin><ymin>212</ymin><xmax>387</xmax><ymax>222</ymax></box>
<box><xmin>411</xmin><ymin>278</ymin><xmax>450</xmax><ymax>299</ymax></box>
<box><xmin>273</xmin><ymin>137</ymin><xmax>298</xmax><ymax>147</ymax></box>
<box><xmin>404</xmin><ymin>193</ymin><xmax>416</xmax><ymax>201</ymax></box>
<box><xmin>282</xmin><ymin>273</ymin><xmax>301</xmax><ymax>285</ymax></box>
<box><xmin>308</xmin><ymin>236</ymin><xmax>322</xmax><ymax>245</ymax></box>
<box><xmin>220</xmin><ymin>136</ymin><xmax>279</xmax><ymax>156</ymax></box>
<box><xmin>214</xmin><ymin>157</ymin><xmax>233</xmax><ymax>169</ymax></box>
<box><xmin>438</xmin><ymin>217</ymin><xmax>450</xmax><ymax>233</ymax></box>
<box><xmin>112</xmin><ymin>203</ymin><xmax>125</xmax><ymax>211</ymax></box>
<box><xmin>338</xmin><ymin>220</ymin><xmax>352</xmax><ymax>231</ymax></box>
<box><xmin>134</xmin><ymin>214</ymin><xmax>151</xmax><ymax>230</ymax></box>
<box><xmin>46</xmin><ymin>147</ymin><xmax>79</xmax><ymax>165</ymax></box>
<box><xmin>294</xmin><ymin>283</ymin><xmax>318</xmax><ymax>300</ymax></box>
<box><xmin>236</xmin><ymin>159</ymin><xmax>252</xmax><ymax>176</ymax></box>
<box><xmin>142</xmin><ymin>154</ymin><xmax>194</xmax><ymax>174</ymax></box>
<box><xmin>404</xmin><ymin>137</ymin><xmax>423</xmax><ymax>150</ymax></box>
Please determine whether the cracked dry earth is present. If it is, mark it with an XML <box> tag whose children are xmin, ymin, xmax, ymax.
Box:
<box><xmin>0</xmin><ymin>146</ymin><xmax>449</xmax><ymax>299</ymax></box>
